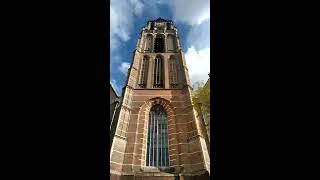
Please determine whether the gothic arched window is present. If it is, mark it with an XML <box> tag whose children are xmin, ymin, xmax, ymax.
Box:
<box><xmin>153</xmin><ymin>56</ymin><xmax>164</xmax><ymax>88</ymax></box>
<box><xmin>154</xmin><ymin>35</ymin><xmax>165</xmax><ymax>53</ymax></box>
<box><xmin>166</xmin><ymin>35</ymin><xmax>176</xmax><ymax>51</ymax></box>
<box><xmin>169</xmin><ymin>55</ymin><xmax>178</xmax><ymax>88</ymax></box>
<box><xmin>146</xmin><ymin>104</ymin><xmax>169</xmax><ymax>167</ymax></box>
<box><xmin>144</xmin><ymin>34</ymin><xmax>153</xmax><ymax>52</ymax></box>
<box><xmin>138</xmin><ymin>56</ymin><xmax>149</xmax><ymax>88</ymax></box>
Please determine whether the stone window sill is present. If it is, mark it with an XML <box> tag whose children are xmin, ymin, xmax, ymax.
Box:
<box><xmin>142</xmin><ymin>166</ymin><xmax>175</xmax><ymax>173</ymax></box>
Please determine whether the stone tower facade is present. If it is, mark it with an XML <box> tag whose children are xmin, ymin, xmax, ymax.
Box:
<box><xmin>110</xmin><ymin>18</ymin><xmax>210</xmax><ymax>180</ymax></box>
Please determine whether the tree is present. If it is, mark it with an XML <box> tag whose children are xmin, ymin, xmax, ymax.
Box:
<box><xmin>192</xmin><ymin>80</ymin><xmax>210</xmax><ymax>140</ymax></box>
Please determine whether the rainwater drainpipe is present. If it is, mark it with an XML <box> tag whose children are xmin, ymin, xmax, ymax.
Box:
<box><xmin>110</xmin><ymin>100</ymin><xmax>120</xmax><ymax>130</ymax></box>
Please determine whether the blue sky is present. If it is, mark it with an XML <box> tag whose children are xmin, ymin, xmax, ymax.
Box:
<box><xmin>110</xmin><ymin>0</ymin><xmax>210</xmax><ymax>95</ymax></box>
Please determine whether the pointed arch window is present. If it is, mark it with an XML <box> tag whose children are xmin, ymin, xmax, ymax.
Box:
<box><xmin>144</xmin><ymin>34</ymin><xmax>153</xmax><ymax>52</ymax></box>
<box><xmin>154</xmin><ymin>35</ymin><xmax>165</xmax><ymax>53</ymax></box>
<box><xmin>146</xmin><ymin>104</ymin><xmax>169</xmax><ymax>167</ymax></box>
<box><xmin>169</xmin><ymin>56</ymin><xmax>178</xmax><ymax>88</ymax></box>
<box><xmin>166</xmin><ymin>35</ymin><xmax>176</xmax><ymax>51</ymax></box>
<box><xmin>138</xmin><ymin>56</ymin><xmax>149</xmax><ymax>88</ymax></box>
<box><xmin>153</xmin><ymin>56</ymin><xmax>164</xmax><ymax>88</ymax></box>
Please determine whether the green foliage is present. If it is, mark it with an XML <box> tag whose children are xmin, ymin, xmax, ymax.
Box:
<box><xmin>192</xmin><ymin>80</ymin><xmax>210</xmax><ymax>141</ymax></box>
<box><xmin>192</xmin><ymin>80</ymin><xmax>210</xmax><ymax>126</ymax></box>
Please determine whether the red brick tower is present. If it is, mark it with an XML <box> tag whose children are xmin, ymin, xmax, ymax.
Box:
<box><xmin>110</xmin><ymin>18</ymin><xmax>210</xmax><ymax>180</ymax></box>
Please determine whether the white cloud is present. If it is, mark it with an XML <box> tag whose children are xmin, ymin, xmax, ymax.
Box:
<box><xmin>118</xmin><ymin>62</ymin><xmax>131</xmax><ymax>75</ymax></box>
<box><xmin>176</xmin><ymin>2</ymin><xmax>210</xmax><ymax>85</ymax></box>
<box><xmin>185</xmin><ymin>46</ymin><xmax>210</xmax><ymax>85</ymax></box>
<box><xmin>130</xmin><ymin>0</ymin><xmax>144</xmax><ymax>16</ymax></box>
<box><xmin>171</xmin><ymin>0</ymin><xmax>210</xmax><ymax>26</ymax></box>
<box><xmin>110</xmin><ymin>2</ymin><xmax>130</xmax><ymax>42</ymax></box>
<box><xmin>154</xmin><ymin>0</ymin><xmax>168</xmax><ymax>4</ymax></box>
<box><xmin>187</xmin><ymin>19</ymin><xmax>210</xmax><ymax>51</ymax></box>
<box><xmin>110</xmin><ymin>0</ymin><xmax>145</xmax><ymax>51</ymax></box>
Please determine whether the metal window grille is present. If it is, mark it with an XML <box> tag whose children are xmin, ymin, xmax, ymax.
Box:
<box><xmin>153</xmin><ymin>57</ymin><xmax>164</xmax><ymax>88</ymax></box>
<box><xmin>154</xmin><ymin>36</ymin><xmax>164</xmax><ymax>53</ymax></box>
<box><xmin>146</xmin><ymin>105</ymin><xmax>169</xmax><ymax>167</ymax></box>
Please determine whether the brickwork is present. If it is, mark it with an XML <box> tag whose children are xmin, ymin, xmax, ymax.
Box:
<box><xmin>110</xmin><ymin>18</ymin><xmax>210</xmax><ymax>179</ymax></box>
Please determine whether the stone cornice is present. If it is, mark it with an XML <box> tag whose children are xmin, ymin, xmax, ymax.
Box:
<box><xmin>114</xmin><ymin>134</ymin><xmax>127</xmax><ymax>140</ymax></box>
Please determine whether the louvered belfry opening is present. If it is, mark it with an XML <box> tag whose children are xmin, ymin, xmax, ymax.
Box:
<box><xmin>153</xmin><ymin>56</ymin><xmax>164</xmax><ymax>88</ymax></box>
<box><xmin>154</xmin><ymin>35</ymin><xmax>164</xmax><ymax>53</ymax></box>
<box><xmin>146</xmin><ymin>104</ymin><xmax>169</xmax><ymax>167</ymax></box>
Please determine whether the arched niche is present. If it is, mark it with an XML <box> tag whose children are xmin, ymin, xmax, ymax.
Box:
<box><xmin>166</xmin><ymin>34</ymin><xmax>176</xmax><ymax>51</ymax></box>
<box><xmin>144</xmin><ymin>34</ymin><xmax>153</xmax><ymax>52</ymax></box>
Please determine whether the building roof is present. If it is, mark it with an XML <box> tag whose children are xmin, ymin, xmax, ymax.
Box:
<box><xmin>110</xmin><ymin>83</ymin><xmax>119</xmax><ymax>98</ymax></box>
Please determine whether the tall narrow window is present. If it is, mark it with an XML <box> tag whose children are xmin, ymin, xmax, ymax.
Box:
<box><xmin>167</xmin><ymin>35</ymin><xmax>176</xmax><ymax>51</ymax></box>
<box><xmin>169</xmin><ymin>56</ymin><xmax>178</xmax><ymax>88</ymax></box>
<box><xmin>146</xmin><ymin>104</ymin><xmax>169</xmax><ymax>167</ymax></box>
<box><xmin>166</xmin><ymin>22</ymin><xmax>172</xmax><ymax>30</ymax></box>
<box><xmin>138</xmin><ymin>56</ymin><xmax>149</xmax><ymax>88</ymax></box>
<box><xmin>144</xmin><ymin>34</ymin><xmax>153</xmax><ymax>51</ymax></box>
<box><xmin>153</xmin><ymin>56</ymin><xmax>164</xmax><ymax>88</ymax></box>
<box><xmin>154</xmin><ymin>35</ymin><xmax>164</xmax><ymax>53</ymax></box>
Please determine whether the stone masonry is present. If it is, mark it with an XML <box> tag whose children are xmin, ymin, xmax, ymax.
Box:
<box><xmin>110</xmin><ymin>18</ymin><xmax>210</xmax><ymax>180</ymax></box>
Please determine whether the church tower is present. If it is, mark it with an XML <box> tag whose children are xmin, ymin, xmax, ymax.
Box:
<box><xmin>110</xmin><ymin>18</ymin><xmax>210</xmax><ymax>180</ymax></box>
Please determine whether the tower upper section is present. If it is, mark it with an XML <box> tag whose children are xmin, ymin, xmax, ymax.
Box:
<box><xmin>144</xmin><ymin>18</ymin><xmax>175</xmax><ymax>31</ymax></box>
<box><xmin>136</xmin><ymin>18</ymin><xmax>181</xmax><ymax>53</ymax></box>
<box><xmin>127</xmin><ymin>18</ymin><xmax>191</xmax><ymax>90</ymax></box>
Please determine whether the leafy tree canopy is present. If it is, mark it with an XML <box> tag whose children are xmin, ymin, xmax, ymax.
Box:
<box><xmin>192</xmin><ymin>80</ymin><xmax>210</xmax><ymax>126</ymax></box>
